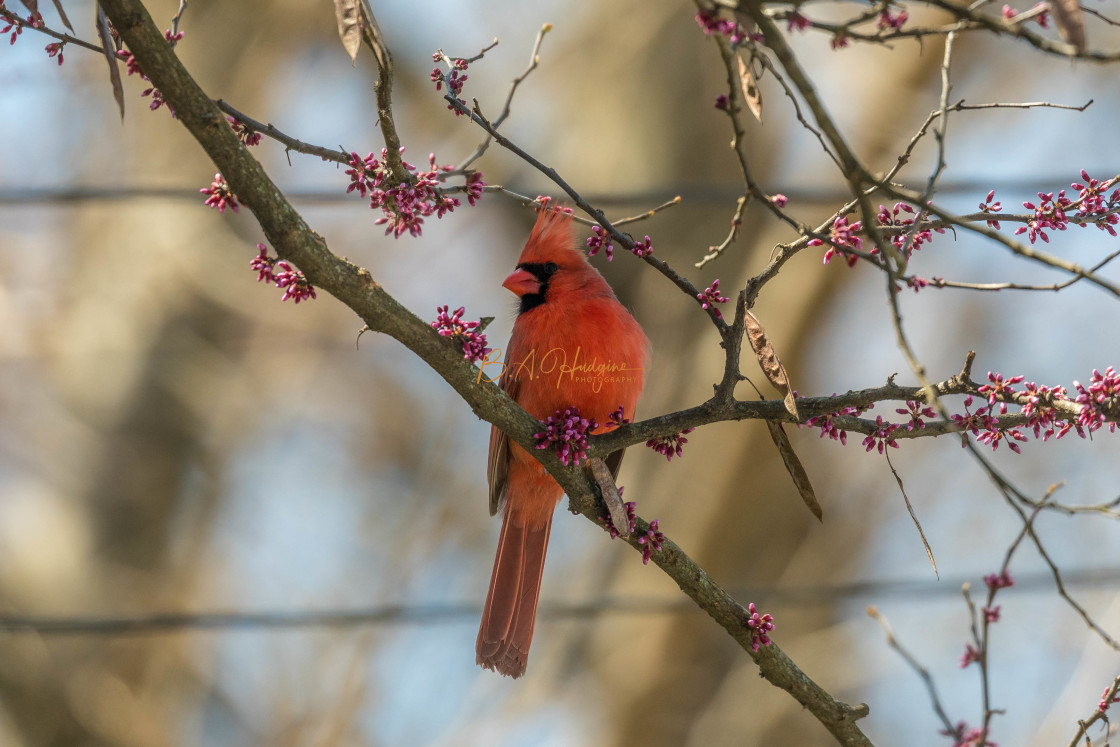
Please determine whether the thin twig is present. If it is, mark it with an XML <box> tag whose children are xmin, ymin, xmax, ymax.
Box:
<box><xmin>0</xmin><ymin>8</ymin><xmax>105</xmax><ymax>53</ymax></box>
<box><xmin>867</xmin><ymin>606</ymin><xmax>960</xmax><ymax>736</ymax></box>
<box><xmin>455</xmin><ymin>25</ymin><xmax>550</xmax><ymax>172</ymax></box>
<box><xmin>216</xmin><ymin>100</ymin><xmax>349</xmax><ymax>164</ymax></box>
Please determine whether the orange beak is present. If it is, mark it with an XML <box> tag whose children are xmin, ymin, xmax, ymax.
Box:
<box><xmin>502</xmin><ymin>267</ymin><xmax>541</xmax><ymax>297</ymax></box>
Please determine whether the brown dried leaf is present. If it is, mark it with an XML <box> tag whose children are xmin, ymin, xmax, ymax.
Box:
<box><xmin>95</xmin><ymin>4</ymin><xmax>124</xmax><ymax>120</ymax></box>
<box><xmin>50</xmin><ymin>0</ymin><xmax>73</xmax><ymax>32</ymax></box>
<box><xmin>764</xmin><ymin>421</ymin><xmax>822</xmax><ymax>521</ymax></box>
<box><xmin>332</xmin><ymin>0</ymin><xmax>362</xmax><ymax>64</ymax></box>
<box><xmin>736</xmin><ymin>54</ymin><xmax>763</xmax><ymax>123</ymax></box>
<box><xmin>18</xmin><ymin>0</ymin><xmax>38</xmax><ymax>15</ymax></box>
<box><xmin>745</xmin><ymin>310</ymin><xmax>797</xmax><ymax>418</ymax></box>
<box><xmin>1050</xmin><ymin>0</ymin><xmax>1086</xmax><ymax>54</ymax></box>
<box><xmin>587</xmin><ymin>457</ymin><xmax>629</xmax><ymax>537</ymax></box>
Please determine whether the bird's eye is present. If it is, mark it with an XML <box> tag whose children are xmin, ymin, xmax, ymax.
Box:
<box><xmin>543</xmin><ymin>262</ymin><xmax>559</xmax><ymax>275</ymax></box>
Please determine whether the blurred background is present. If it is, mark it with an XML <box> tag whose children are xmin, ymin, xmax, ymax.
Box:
<box><xmin>2</xmin><ymin>1</ymin><xmax>1119</xmax><ymax>745</ymax></box>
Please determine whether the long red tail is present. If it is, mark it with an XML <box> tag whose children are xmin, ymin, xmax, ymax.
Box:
<box><xmin>476</xmin><ymin>508</ymin><xmax>553</xmax><ymax>678</ymax></box>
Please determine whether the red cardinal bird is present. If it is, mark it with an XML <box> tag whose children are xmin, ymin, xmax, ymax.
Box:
<box><xmin>477</xmin><ymin>207</ymin><xmax>649</xmax><ymax>678</ymax></box>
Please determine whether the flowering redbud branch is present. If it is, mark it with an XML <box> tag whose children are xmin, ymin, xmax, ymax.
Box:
<box><xmin>0</xmin><ymin>6</ymin><xmax>105</xmax><ymax>53</ymax></box>
<box><xmin>215</xmin><ymin>100</ymin><xmax>349</xmax><ymax>165</ymax></box>
<box><xmin>1067</xmin><ymin>674</ymin><xmax>1120</xmax><ymax>747</ymax></box>
<box><xmin>762</xmin><ymin>0</ymin><xmax>1120</xmax><ymax>60</ymax></box>
<box><xmin>922</xmin><ymin>0</ymin><xmax>1120</xmax><ymax>61</ymax></box>
<box><xmin>881</xmin><ymin>183</ymin><xmax>1120</xmax><ymax>297</ymax></box>
<box><xmin>961</xmin><ymin>502</ymin><xmax>1042</xmax><ymax>742</ymax></box>
<box><xmin>591</xmin><ymin>352</ymin><xmax>1120</xmax><ymax>458</ymax></box>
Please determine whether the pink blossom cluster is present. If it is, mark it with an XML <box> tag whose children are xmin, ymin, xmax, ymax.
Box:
<box><xmin>694</xmin><ymin>9</ymin><xmax>749</xmax><ymax>44</ymax></box>
<box><xmin>200</xmin><ymin>173</ymin><xmax>239</xmax><ymax>213</ymax></box>
<box><xmin>747</xmin><ymin>602</ymin><xmax>775</xmax><ymax>652</ymax></box>
<box><xmin>810</xmin><ymin>215</ymin><xmax>863</xmax><ymax>266</ymax></box>
<box><xmin>807</xmin><ymin>367</ymin><xmax>1116</xmax><ymax>457</ymax></box>
<box><xmin>249</xmin><ymin>244</ymin><xmax>317</xmax><ymax>304</ymax></box>
<box><xmin>1003</xmin><ymin>2</ymin><xmax>1049</xmax><ymax>26</ymax></box>
<box><xmin>786</xmin><ymin>12</ymin><xmax>811</xmax><ymax>33</ymax></box>
<box><xmin>804</xmin><ymin>398</ymin><xmax>870</xmax><ymax>445</ymax></box>
<box><xmin>631</xmin><ymin>235</ymin><xmax>654</xmax><ymax>258</ymax></box>
<box><xmin>996</xmin><ymin>171</ymin><xmax>1120</xmax><ymax>244</ymax></box>
<box><xmin>959</xmin><ymin>643</ymin><xmax>981</xmax><ymax>668</ymax></box>
<box><xmin>345</xmin><ymin>148</ymin><xmax>484</xmax><ymax>238</ymax></box>
<box><xmin>950</xmin><ymin>395</ymin><xmax>1027</xmax><ymax>453</ymax></box>
<box><xmin>877</xmin><ymin>8</ymin><xmax>909</xmax><ymax>30</ymax></box>
<box><xmin>1016</xmin><ymin>190</ymin><xmax>1070</xmax><ymax>244</ymax></box>
<box><xmin>979</xmin><ymin>190</ymin><xmax>1003</xmax><ymax>229</ymax></box>
<box><xmin>1019</xmin><ymin>381</ymin><xmax>1066</xmax><ymax>439</ymax></box>
<box><xmin>534</xmin><ymin>407</ymin><xmax>599</xmax><ymax>467</ymax></box>
<box><xmin>697</xmin><ymin>279</ymin><xmax>730</xmax><ymax>319</ymax></box>
<box><xmin>114</xmin><ymin>29</ymin><xmax>184</xmax><ymax>116</ymax></box>
<box><xmin>430</xmin><ymin>53</ymin><xmax>470</xmax><ymax>114</ymax></box>
<box><xmin>877</xmin><ymin>202</ymin><xmax>945</xmax><ymax>258</ymax></box>
<box><xmin>1071</xmin><ymin>170</ymin><xmax>1120</xmax><ymax>235</ymax></box>
<box><xmin>899</xmin><ymin>275</ymin><xmax>942</xmax><ymax>294</ymax></box>
<box><xmin>227</xmin><ymin>116</ymin><xmax>262</xmax><ymax>146</ymax></box>
<box><xmin>862</xmin><ymin>415</ymin><xmax>900</xmax><ymax>454</ymax></box>
<box><xmin>646</xmin><ymin>427</ymin><xmax>695</xmax><ymax>461</ymax></box>
<box><xmin>984</xmin><ymin>570</ymin><xmax>1014</xmax><ymax>590</ymax></box>
<box><xmin>45</xmin><ymin>40</ymin><xmax>63</xmax><ymax>65</ymax></box>
<box><xmin>1</xmin><ymin>8</ymin><xmax>41</xmax><ymax>46</ymax></box>
<box><xmin>596</xmin><ymin>494</ymin><xmax>666</xmax><ymax>566</ymax></box>
<box><xmin>607</xmin><ymin>406</ymin><xmax>632</xmax><ymax>427</ymax></box>
<box><xmin>637</xmin><ymin>519</ymin><xmax>666</xmax><ymax>564</ymax></box>
<box><xmin>1098</xmin><ymin>685</ymin><xmax>1120</xmax><ymax>714</ymax></box>
<box><xmin>599</xmin><ymin>494</ymin><xmax>637</xmax><ymax>539</ymax></box>
<box><xmin>431</xmin><ymin>305</ymin><xmax>491</xmax><ymax>363</ymax></box>
<box><xmin>1072</xmin><ymin>367</ymin><xmax>1120</xmax><ymax>435</ymax></box>
<box><xmin>586</xmin><ymin>225</ymin><xmax>614</xmax><ymax>261</ymax></box>
<box><xmin>941</xmin><ymin>722</ymin><xmax>995</xmax><ymax>747</ymax></box>
<box><xmin>896</xmin><ymin>400</ymin><xmax>937</xmax><ymax>431</ymax></box>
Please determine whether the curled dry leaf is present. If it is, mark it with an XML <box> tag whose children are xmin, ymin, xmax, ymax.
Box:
<box><xmin>736</xmin><ymin>54</ymin><xmax>763</xmax><ymax>123</ymax></box>
<box><xmin>764</xmin><ymin>421</ymin><xmax>822</xmax><ymax>521</ymax></box>
<box><xmin>587</xmin><ymin>456</ymin><xmax>629</xmax><ymax>537</ymax></box>
<box><xmin>332</xmin><ymin>0</ymin><xmax>363</xmax><ymax>64</ymax></box>
<box><xmin>1050</xmin><ymin>0</ymin><xmax>1086</xmax><ymax>54</ymax></box>
<box><xmin>95</xmin><ymin>3</ymin><xmax>125</xmax><ymax>120</ymax></box>
<box><xmin>745</xmin><ymin>310</ymin><xmax>798</xmax><ymax>418</ymax></box>
<box><xmin>331</xmin><ymin>0</ymin><xmax>388</xmax><ymax>68</ymax></box>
